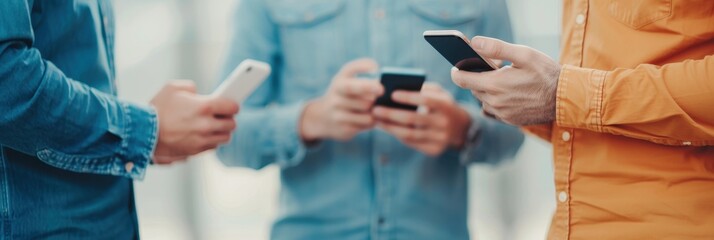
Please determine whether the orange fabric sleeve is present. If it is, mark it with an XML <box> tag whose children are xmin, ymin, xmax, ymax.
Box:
<box><xmin>556</xmin><ymin>55</ymin><xmax>714</xmax><ymax>146</ymax></box>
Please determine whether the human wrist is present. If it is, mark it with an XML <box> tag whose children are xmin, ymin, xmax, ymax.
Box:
<box><xmin>545</xmin><ymin>65</ymin><xmax>562</xmax><ymax>122</ymax></box>
<box><xmin>448</xmin><ymin>107</ymin><xmax>472</xmax><ymax>149</ymax></box>
<box><xmin>299</xmin><ymin>99</ymin><xmax>325</xmax><ymax>142</ymax></box>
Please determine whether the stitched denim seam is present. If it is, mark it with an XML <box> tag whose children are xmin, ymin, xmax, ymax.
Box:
<box><xmin>0</xmin><ymin>147</ymin><xmax>11</xmax><ymax>239</ymax></box>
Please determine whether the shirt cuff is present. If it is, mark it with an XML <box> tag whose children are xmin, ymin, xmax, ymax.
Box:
<box><xmin>452</xmin><ymin>105</ymin><xmax>496</xmax><ymax>165</ymax></box>
<box><xmin>458</xmin><ymin>113</ymin><xmax>501</xmax><ymax>165</ymax></box>
<box><xmin>556</xmin><ymin>65</ymin><xmax>608</xmax><ymax>132</ymax></box>
<box><xmin>117</xmin><ymin>102</ymin><xmax>158</xmax><ymax>180</ymax></box>
<box><xmin>270</xmin><ymin>101</ymin><xmax>319</xmax><ymax>168</ymax></box>
<box><xmin>458</xmin><ymin>112</ymin><xmax>485</xmax><ymax>165</ymax></box>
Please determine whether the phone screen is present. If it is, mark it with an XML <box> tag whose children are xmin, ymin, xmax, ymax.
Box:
<box><xmin>425</xmin><ymin>35</ymin><xmax>495</xmax><ymax>72</ymax></box>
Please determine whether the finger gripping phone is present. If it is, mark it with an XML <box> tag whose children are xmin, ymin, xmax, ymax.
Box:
<box><xmin>375</xmin><ymin>67</ymin><xmax>426</xmax><ymax>111</ymax></box>
<box><xmin>212</xmin><ymin>59</ymin><xmax>271</xmax><ymax>103</ymax></box>
<box><xmin>423</xmin><ymin>30</ymin><xmax>499</xmax><ymax>72</ymax></box>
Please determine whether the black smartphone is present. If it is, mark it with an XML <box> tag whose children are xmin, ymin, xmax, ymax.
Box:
<box><xmin>375</xmin><ymin>67</ymin><xmax>426</xmax><ymax>111</ymax></box>
<box><xmin>423</xmin><ymin>30</ymin><xmax>500</xmax><ymax>72</ymax></box>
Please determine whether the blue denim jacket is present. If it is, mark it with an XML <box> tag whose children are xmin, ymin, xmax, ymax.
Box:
<box><xmin>217</xmin><ymin>0</ymin><xmax>524</xmax><ymax>239</ymax></box>
<box><xmin>0</xmin><ymin>0</ymin><xmax>157</xmax><ymax>238</ymax></box>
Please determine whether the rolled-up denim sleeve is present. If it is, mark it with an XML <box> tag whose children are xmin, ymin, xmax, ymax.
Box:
<box><xmin>459</xmin><ymin>108</ymin><xmax>524</xmax><ymax>165</ymax></box>
<box><xmin>0</xmin><ymin>0</ymin><xmax>157</xmax><ymax>179</ymax></box>
<box><xmin>216</xmin><ymin>0</ymin><xmax>313</xmax><ymax>169</ymax></box>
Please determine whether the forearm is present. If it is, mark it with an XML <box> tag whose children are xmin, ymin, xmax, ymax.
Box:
<box><xmin>0</xmin><ymin>44</ymin><xmax>157</xmax><ymax>179</ymax></box>
<box><xmin>557</xmin><ymin>55</ymin><xmax>714</xmax><ymax>146</ymax></box>
<box><xmin>217</xmin><ymin>102</ymin><xmax>315</xmax><ymax>169</ymax></box>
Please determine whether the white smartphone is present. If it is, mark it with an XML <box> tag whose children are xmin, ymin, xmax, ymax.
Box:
<box><xmin>423</xmin><ymin>30</ymin><xmax>500</xmax><ymax>72</ymax></box>
<box><xmin>212</xmin><ymin>59</ymin><xmax>271</xmax><ymax>103</ymax></box>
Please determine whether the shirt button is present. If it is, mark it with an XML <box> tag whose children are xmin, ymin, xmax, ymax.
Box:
<box><xmin>575</xmin><ymin>14</ymin><xmax>586</xmax><ymax>24</ymax></box>
<box><xmin>374</xmin><ymin>8</ymin><xmax>386</xmax><ymax>20</ymax></box>
<box><xmin>379</xmin><ymin>155</ymin><xmax>389</xmax><ymax>165</ymax></box>
<box><xmin>561</xmin><ymin>131</ymin><xmax>571</xmax><ymax>142</ymax></box>
<box><xmin>558</xmin><ymin>191</ymin><xmax>568</xmax><ymax>203</ymax></box>
<box><xmin>125</xmin><ymin>162</ymin><xmax>135</xmax><ymax>173</ymax></box>
<box><xmin>378</xmin><ymin>216</ymin><xmax>385</xmax><ymax>225</ymax></box>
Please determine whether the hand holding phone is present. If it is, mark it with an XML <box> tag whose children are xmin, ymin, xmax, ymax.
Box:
<box><xmin>423</xmin><ymin>30</ymin><xmax>500</xmax><ymax>72</ymax></box>
<box><xmin>375</xmin><ymin>67</ymin><xmax>426</xmax><ymax>111</ymax></box>
<box><xmin>212</xmin><ymin>59</ymin><xmax>271</xmax><ymax>103</ymax></box>
<box><xmin>372</xmin><ymin>83</ymin><xmax>472</xmax><ymax>156</ymax></box>
<box><xmin>299</xmin><ymin>58</ymin><xmax>384</xmax><ymax>142</ymax></box>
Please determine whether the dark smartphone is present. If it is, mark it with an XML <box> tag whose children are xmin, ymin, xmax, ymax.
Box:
<box><xmin>375</xmin><ymin>67</ymin><xmax>426</xmax><ymax>111</ymax></box>
<box><xmin>423</xmin><ymin>30</ymin><xmax>500</xmax><ymax>72</ymax></box>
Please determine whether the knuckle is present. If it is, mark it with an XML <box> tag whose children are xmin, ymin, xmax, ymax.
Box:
<box><xmin>364</xmin><ymin>115</ymin><xmax>375</xmax><ymax>125</ymax></box>
<box><xmin>411</xmin><ymin>130</ymin><xmax>424</xmax><ymax>141</ymax></box>
<box><xmin>197</xmin><ymin>121</ymin><xmax>213</xmax><ymax>133</ymax></box>
<box><xmin>488</xmin><ymin>97</ymin><xmax>505</xmax><ymax>109</ymax></box>
<box><xmin>359</xmin><ymin>100</ymin><xmax>373</xmax><ymax>110</ymax></box>
<box><xmin>521</xmin><ymin>45</ymin><xmax>540</xmax><ymax>60</ymax></box>
<box><xmin>431</xmin><ymin>131</ymin><xmax>448</xmax><ymax>142</ymax></box>
<box><xmin>490</xmin><ymin>44</ymin><xmax>503</xmax><ymax>59</ymax></box>
<box><xmin>434</xmin><ymin>117</ymin><xmax>448</xmax><ymax>128</ymax></box>
<box><xmin>333</xmin><ymin>112</ymin><xmax>348</xmax><ymax>123</ymax></box>
<box><xmin>198</xmin><ymin>102</ymin><xmax>212</xmax><ymax>114</ymax></box>
<box><xmin>332</xmin><ymin>97</ymin><xmax>347</xmax><ymax>108</ymax></box>
<box><xmin>416</xmin><ymin>117</ymin><xmax>430</xmax><ymax>127</ymax></box>
<box><xmin>225</xmin><ymin>121</ymin><xmax>237</xmax><ymax>131</ymax></box>
<box><xmin>229</xmin><ymin>102</ymin><xmax>240</xmax><ymax>114</ymax></box>
<box><xmin>405</xmin><ymin>131</ymin><xmax>417</xmax><ymax>141</ymax></box>
<box><xmin>406</xmin><ymin>114</ymin><xmax>419</xmax><ymax>125</ymax></box>
<box><xmin>434</xmin><ymin>132</ymin><xmax>449</xmax><ymax>143</ymax></box>
<box><xmin>403</xmin><ymin>130</ymin><xmax>414</xmax><ymax>140</ymax></box>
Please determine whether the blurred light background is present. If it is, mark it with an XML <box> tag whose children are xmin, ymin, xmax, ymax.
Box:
<box><xmin>114</xmin><ymin>0</ymin><xmax>561</xmax><ymax>239</ymax></box>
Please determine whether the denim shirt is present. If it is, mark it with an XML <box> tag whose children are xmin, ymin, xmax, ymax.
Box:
<box><xmin>217</xmin><ymin>0</ymin><xmax>524</xmax><ymax>239</ymax></box>
<box><xmin>0</xmin><ymin>0</ymin><xmax>157</xmax><ymax>238</ymax></box>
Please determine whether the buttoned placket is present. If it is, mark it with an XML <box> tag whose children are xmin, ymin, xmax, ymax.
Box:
<box><xmin>552</xmin><ymin>1</ymin><xmax>589</xmax><ymax>239</ymax></box>
<box><xmin>368</xmin><ymin>1</ymin><xmax>393</xmax><ymax>238</ymax></box>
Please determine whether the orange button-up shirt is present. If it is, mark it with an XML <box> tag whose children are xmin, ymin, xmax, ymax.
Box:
<box><xmin>526</xmin><ymin>1</ymin><xmax>714</xmax><ymax>239</ymax></box>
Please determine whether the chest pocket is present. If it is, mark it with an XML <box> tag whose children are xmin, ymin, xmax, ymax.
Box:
<box><xmin>608</xmin><ymin>0</ymin><xmax>672</xmax><ymax>29</ymax></box>
<box><xmin>266</xmin><ymin>0</ymin><xmax>348</xmax><ymax>99</ymax></box>
<box><xmin>409</xmin><ymin>0</ymin><xmax>481</xmax><ymax>26</ymax></box>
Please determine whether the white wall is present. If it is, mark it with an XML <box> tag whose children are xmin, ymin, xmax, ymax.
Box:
<box><xmin>113</xmin><ymin>0</ymin><xmax>562</xmax><ymax>239</ymax></box>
